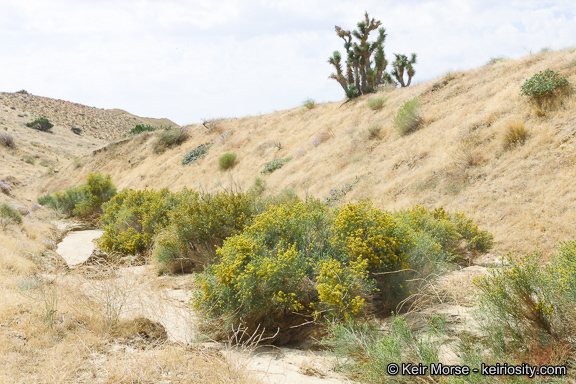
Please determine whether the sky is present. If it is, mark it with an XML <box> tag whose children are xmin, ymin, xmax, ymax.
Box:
<box><xmin>1</xmin><ymin>1</ymin><xmax>575</xmax><ymax>125</ymax></box>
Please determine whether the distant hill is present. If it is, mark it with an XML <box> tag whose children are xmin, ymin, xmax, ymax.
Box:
<box><xmin>18</xmin><ymin>48</ymin><xmax>576</xmax><ymax>256</ymax></box>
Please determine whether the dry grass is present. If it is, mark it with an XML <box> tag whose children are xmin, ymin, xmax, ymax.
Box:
<box><xmin>18</xmin><ymin>48</ymin><xmax>576</xmax><ymax>258</ymax></box>
<box><xmin>502</xmin><ymin>120</ymin><xmax>529</xmax><ymax>149</ymax></box>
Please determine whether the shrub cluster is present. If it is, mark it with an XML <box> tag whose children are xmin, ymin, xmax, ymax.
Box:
<box><xmin>520</xmin><ymin>69</ymin><xmax>569</xmax><ymax>98</ymax></box>
<box><xmin>192</xmin><ymin>201</ymin><xmax>492</xmax><ymax>340</ymax></box>
<box><xmin>367</xmin><ymin>97</ymin><xmax>386</xmax><ymax>111</ymax></box>
<box><xmin>0</xmin><ymin>132</ymin><xmax>14</xmax><ymax>148</ymax></box>
<box><xmin>129</xmin><ymin>124</ymin><xmax>158</xmax><ymax>135</ymax></box>
<box><xmin>182</xmin><ymin>144</ymin><xmax>210</xmax><ymax>166</ymax></box>
<box><xmin>37</xmin><ymin>173</ymin><xmax>116</xmax><ymax>218</ymax></box>
<box><xmin>26</xmin><ymin>117</ymin><xmax>53</xmax><ymax>132</ymax></box>
<box><xmin>261</xmin><ymin>157</ymin><xmax>292</xmax><ymax>174</ymax></box>
<box><xmin>394</xmin><ymin>97</ymin><xmax>423</xmax><ymax>136</ymax></box>
<box><xmin>70</xmin><ymin>127</ymin><xmax>82</xmax><ymax>135</ymax></box>
<box><xmin>302</xmin><ymin>98</ymin><xmax>316</xmax><ymax>110</ymax></box>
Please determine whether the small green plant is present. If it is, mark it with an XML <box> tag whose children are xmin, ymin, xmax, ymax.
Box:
<box><xmin>70</xmin><ymin>127</ymin><xmax>82</xmax><ymax>135</ymax></box>
<box><xmin>486</xmin><ymin>56</ymin><xmax>506</xmax><ymax>65</ymax></box>
<box><xmin>367</xmin><ymin>97</ymin><xmax>386</xmax><ymax>111</ymax></box>
<box><xmin>520</xmin><ymin>69</ymin><xmax>569</xmax><ymax>98</ymax></box>
<box><xmin>26</xmin><ymin>117</ymin><xmax>53</xmax><ymax>132</ymax></box>
<box><xmin>39</xmin><ymin>160</ymin><xmax>51</xmax><ymax>167</ymax></box>
<box><xmin>23</xmin><ymin>156</ymin><xmax>34</xmax><ymax>164</ymax></box>
<box><xmin>394</xmin><ymin>97</ymin><xmax>423</xmax><ymax>136</ymax></box>
<box><xmin>0</xmin><ymin>132</ymin><xmax>14</xmax><ymax>148</ymax></box>
<box><xmin>182</xmin><ymin>144</ymin><xmax>210</xmax><ymax>166</ymax></box>
<box><xmin>219</xmin><ymin>153</ymin><xmax>237</xmax><ymax>171</ymax></box>
<box><xmin>153</xmin><ymin>128</ymin><xmax>188</xmax><ymax>154</ymax></box>
<box><xmin>129</xmin><ymin>124</ymin><xmax>157</xmax><ymax>135</ymax></box>
<box><xmin>0</xmin><ymin>202</ymin><xmax>23</xmax><ymax>229</ymax></box>
<box><xmin>302</xmin><ymin>98</ymin><xmax>316</xmax><ymax>110</ymax></box>
<box><xmin>261</xmin><ymin>157</ymin><xmax>292</xmax><ymax>174</ymax></box>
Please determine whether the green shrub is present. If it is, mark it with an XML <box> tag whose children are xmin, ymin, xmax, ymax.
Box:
<box><xmin>182</xmin><ymin>144</ymin><xmax>210</xmax><ymax>166</ymax></box>
<box><xmin>520</xmin><ymin>69</ymin><xmax>568</xmax><ymax>98</ymax></box>
<box><xmin>129</xmin><ymin>124</ymin><xmax>157</xmax><ymax>135</ymax></box>
<box><xmin>99</xmin><ymin>188</ymin><xmax>180</xmax><ymax>255</ymax></box>
<box><xmin>26</xmin><ymin>117</ymin><xmax>53</xmax><ymax>132</ymax></box>
<box><xmin>0</xmin><ymin>202</ymin><xmax>23</xmax><ymax>229</ymax></box>
<box><xmin>36</xmin><ymin>173</ymin><xmax>116</xmax><ymax>218</ymax></box>
<box><xmin>153</xmin><ymin>128</ymin><xmax>188</xmax><ymax>154</ymax></box>
<box><xmin>261</xmin><ymin>157</ymin><xmax>292</xmax><ymax>174</ymax></box>
<box><xmin>153</xmin><ymin>191</ymin><xmax>258</xmax><ymax>274</ymax></box>
<box><xmin>302</xmin><ymin>98</ymin><xmax>315</xmax><ymax>110</ymax></box>
<box><xmin>218</xmin><ymin>153</ymin><xmax>237</xmax><ymax>170</ymax></box>
<box><xmin>367</xmin><ymin>97</ymin><xmax>386</xmax><ymax>111</ymax></box>
<box><xmin>70</xmin><ymin>127</ymin><xmax>82</xmax><ymax>135</ymax></box>
<box><xmin>394</xmin><ymin>97</ymin><xmax>423</xmax><ymax>136</ymax></box>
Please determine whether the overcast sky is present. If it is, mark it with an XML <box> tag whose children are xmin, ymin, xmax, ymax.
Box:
<box><xmin>1</xmin><ymin>1</ymin><xmax>574</xmax><ymax>125</ymax></box>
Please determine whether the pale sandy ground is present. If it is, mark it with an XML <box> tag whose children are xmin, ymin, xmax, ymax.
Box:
<box><xmin>56</xmin><ymin>229</ymin><xmax>103</xmax><ymax>265</ymax></box>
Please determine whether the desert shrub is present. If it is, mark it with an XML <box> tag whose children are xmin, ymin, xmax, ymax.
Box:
<box><xmin>26</xmin><ymin>117</ymin><xmax>53</xmax><ymax>132</ymax></box>
<box><xmin>182</xmin><ymin>144</ymin><xmax>210</xmax><ymax>166</ymax></box>
<box><xmin>394</xmin><ymin>97</ymin><xmax>423</xmax><ymax>136</ymax></box>
<box><xmin>99</xmin><ymin>188</ymin><xmax>182</xmax><ymax>255</ymax></box>
<box><xmin>37</xmin><ymin>173</ymin><xmax>116</xmax><ymax>218</ymax></box>
<box><xmin>153</xmin><ymin>191</ymin><xmax>258</xmax><ymax>274</ymax></box>
<box><xmin>0</xmin><ymin>202</ymin><xmax>23</xmax><ymax>229</ymax></box>
<box><xmin>302</xmin><ymin>98</ymin><xmax>315</xmax><ymax>110</ymax></box>
<box><xmin>367</xmin><ymin>97</ymin><xmax>386</xmax><ymax>111</ymax></box>
<box><xmin>129</xmin><ymin>124</ymin><xmax>157</xmax><ymax>135</ymax></box>
<box><xmin>0</xmin><ymin>132</ymin><xmax>14</xmax><ymax>148</ymax></box>
<box><xmin>70</xmin><ymin>127</ymin><xmax>82</xmax><ymax>135</ymax></box>
<box><xmin>473</xmin><ymin>246</ymin><xmax>576</xmax><ymax>373</ymax></box>
<box><xmin>153</xmin><ymin>128</ymin><xmax>188</xmax><ymax>154</ymax></box>
<box><xmin>218</xmin><ymin>152</ymin><xmax>237</xmax><ymax>170</ymax></box>
<box><xmin>503</xmin><ymin>121</ymin><xmax>528</xmax><ymax>149</ymax></box>
<box><xmin>520</xmin><ymin>69</ymin><xmax>569</xmax><ymax>98</ymax></box>
<box><xmin>261</xmin><ymin>157</ymin><xmax>292</xmax><ymax>174</ymax></box>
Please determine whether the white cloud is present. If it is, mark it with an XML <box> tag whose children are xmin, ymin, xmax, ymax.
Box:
<box><xmin>0</xmin><ymin>1</ymin><xmax>574</xmax><ymax>124</ymax></box>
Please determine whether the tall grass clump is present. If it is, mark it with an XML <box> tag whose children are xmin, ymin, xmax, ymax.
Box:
<box><xmin>503</xmin><ymin>121</ymin><xmax>528</xmax><ymax>149</ymax></box>
<box><xmin>0</xmin><ymin>202</ymin><xmax>23</xmax><ymax>229</ymax></box>
<box><xmin>36</xmin><ymin>173</ymin><xmax>116</xmax><ymax>218</ymax></box>
<box><xmin>367</xmin><ymin>97</ymin><xmax>386</xmax><ymax>111</ymax></box>
<box><xmin>219</xmin><ymin>153</ymin><xmax>237</xmax><ymax>171</ymax></box>
<box><xmin>394</xmin><ymin>97</ymin><xmax>423</xmax><ymax>136</ymax></box>
<box><xmin>0</xmin><ymin>132</ymin><xmax>14</xmax><ymax>148</ymax></box>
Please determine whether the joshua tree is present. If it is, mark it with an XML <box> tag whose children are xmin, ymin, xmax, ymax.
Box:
<box><xmin>391</xmin><ymin>53</ymin><xmax>417</xmax><ymax>87</ymax></box>
<box><xmin>328</xmin><ymin>12</ymin><xmax>393</xmax><ymax>99</ymax></box>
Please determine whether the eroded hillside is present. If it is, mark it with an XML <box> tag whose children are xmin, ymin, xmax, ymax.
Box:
<box><xmin>27</xmin><ymin>49</ymin><xmax>576</xmax><ymax>256</ymax></box>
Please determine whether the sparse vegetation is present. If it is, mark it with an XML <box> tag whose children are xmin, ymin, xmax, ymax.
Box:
<box><xmin>367</xmin><ymin>97</ymin><xmax>386</xmax><ymax>111</ymax></box>
<box><xmin>0</xmin><ymin>132</ymin><xmax>14</xmax><ymax>148</ymax></box>
<box><xmin>503</xmin><ymin>121</ymin><xmax>528</xmax><ymax>149</ymax></box>
<box><xmin>394</xmin><ymin>97</ymin><xmax>423</xmax><ymax>135</ymax></box>
<box><xmin>26</xmin><ymin>117</ymin><xmax>53</xmax><ymax>132</ymax></box>
<box><xmin>261</xmin><ymin>157</ymin><xmax>292</xmax><ymax>174</ymax></box>
<box><xmin>219</xmin><ymin>152</ymin><xmax>237</xmax><ymax>170</ymax></box>
<box><xmin>302</xmin><ymin>98</ymin><xmax>316</xmax><ymax>110</ymax></box>
<box><xmin>182</xmin><ymin>144</ymin><xmax>210</xmax><ymax>166</ymax></box>
<box><xmin>70</xmin><ymin>127</ymin><xmax>82</xmax><ymax>135</ymax></box>
<box><xmin>366</xmin><ymin>124</ymin><xmax>383</xmax><ymax>140</ymax></box>
<box><xmin>520</xmin><ymin>69</ymin><xmax>569</xmax><ymax>98</ymax></box>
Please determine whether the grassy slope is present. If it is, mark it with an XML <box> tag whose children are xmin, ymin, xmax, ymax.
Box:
<box><xmin>29</xmin><ymin>49</ymin><xmax>576</xmax><ymax>256</ymax></box>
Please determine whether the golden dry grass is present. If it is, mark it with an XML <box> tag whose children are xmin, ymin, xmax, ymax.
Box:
<box><xmin>25</xmin><ymin>49</ymin><xmax>576</xmax><ymax>257</ymax></box>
